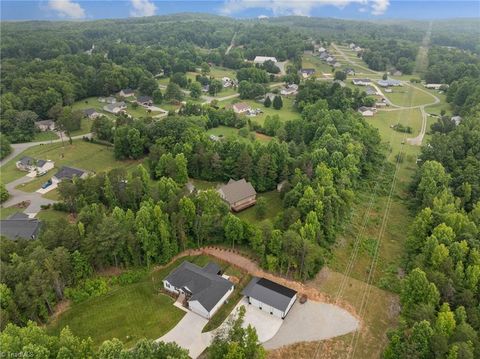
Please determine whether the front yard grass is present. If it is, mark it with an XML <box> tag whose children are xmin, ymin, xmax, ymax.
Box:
<box><xmin>383</xmin><ymin>85</ymin><xmax>436</xmax><ymax>107</ymax></box>
<box><xmin>2</xmin><ymin>140</ymin><xmax>140</xmax><ymax>191</ymax></box>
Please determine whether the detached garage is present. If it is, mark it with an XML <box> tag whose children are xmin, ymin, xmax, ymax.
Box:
<box><xmin>242</xmin><ymin>277</ymin><xmax>297</xmax><ymax>319</ymax></box>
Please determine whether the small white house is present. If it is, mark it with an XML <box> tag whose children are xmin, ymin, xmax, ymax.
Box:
<box><xmin>103</xmin><ymin>102</ymin><xmax>126</xmax><ymax>114</ymax></box>
<box><xmin>119</xmin><ymin>88</ymin><xmax>135</xmax><ymax>97</ymax></box>
<box><xmin>232</xmin><ymin>102</ymin><xmax>252</xmax><ymax>114</ymax></box>
<box><xmin>352</xmin><ymin>78</ymin><xmax>371</xmax><ymax>86</ymax></box>
<box><xmin>253</xmin><ymin>56</ymin><xmax>278</xmax><ymax>64</ymax></box>
<box><xmin>163</xmin><ymin>261</ymin><xmax>234</xmax><ymax>319</ymax></box>
<box><xmin>358</xmin><ymin>106</ymin><xmax>376</xmax><ymax>117</ymax></box>
<box><xmin>242</xmin><ymin>277</ymin><xmax>297</xmax><ymax>319</ymax></box>
<box><xmin>16</xmin><ymin>157</ymin><xmax>54</xmax><ymax>176</ymax></box>
<box><xmin>35</xmin><ymin>120</ymin><xmax>55</xmax><ymax>132</ymax></box>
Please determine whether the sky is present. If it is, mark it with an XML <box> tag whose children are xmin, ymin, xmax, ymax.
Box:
<box><xmin>1</xmin><ymin>0</ymin><xmax>479</xmax><ymax>21</ymax></box>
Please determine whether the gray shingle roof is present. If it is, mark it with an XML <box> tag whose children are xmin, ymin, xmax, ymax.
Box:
<box><xmin>18</xmin><ymin>156</ymin><xmax>36</xmax><ymax>167</ymax></box>
<box><xmin>218</xmin><ymin>179</ymin><xmax>256</xmax><ymax>205</ymax></box>
<box><xmin>1</xmin><ymin>214</ymin><xmax>42</xmax><ymax>240</ymax></box>
<box><xmin>164</xmin><ymin>261</ymin><xmax>232</xmax><ymax>312</ymax></box>
<box><xmin>54</xmin><ymin>166</ymin><xmax>86</xmax><ymax>180</ymax></box>
<box><xmin>242</xmin><ymin>277</ymin><xmax>297</xmax><ymax>313</ymax></box>
<box><xmin>137</xmin><ymin>95</ymin><xmax>152</xmax><ymax>103</ymax></box>
<box><xmin>83</xmin><ymin>108</ymin><xmax>98</xmax><ymax>116</ymax></box>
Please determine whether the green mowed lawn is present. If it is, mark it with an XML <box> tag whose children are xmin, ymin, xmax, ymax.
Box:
<box><xmin>1</xmin><ymin>140</ymin><xmax>140</xmax><ymax>191</ymax></box>
<box><xmin>236</xmin><ymin>191</ymin><xmax>283</xmax><ymax>225</ymax></box>
<box><xmin>205</xmin><ymin>126</ymin><xmax>272</xmax><ymax>144</ymax></box>
<box><xmin>209</xmin><ymin>66</ymin><xmax>237</xmax><ymax>79</ymax></box>
<box><xmin>70</xmin><ymin>117</ymin><xmax>92</xmax><ymax>136</ymax></box>
<box><xmin>33</xmin><ymin>131</ymin><xmax>59</xmax><ymax>141</ymax></box>
<box><xmin>382</xmin><ymin>85</ymin><xmax>436</xmax><ymax>107</ymax></box>
<box><xmin>36</xmin><ymin>208</ymin><xmax>69</xmax><ymax>222</ymax></box>
<box><xmin>190</xmin><ymin>178</ymin><xmax>220</xmax><ymax>190</ymax></box>
<box><xmin>48</xmin><ymin>254</ymin><xmax>243</xmax><ymax>347</ymax></box>
<box><xmin>47</xmin><ymin>280</ymin><xmax>185</xmax><ymax>348</ymax></box>
<box><xmin>302</xmin><ymin>54</ymin><xmax>335</xmax><ymax>75</ymax></box>
<box><xmin>0</xmin><ymin>206</ymin><xmax>21</xmax><ymax>219</ymax></box>
<box><xmin>220</xmin><ymin>97</ymin><xmax>299</xmax><ymax>126</ymax></box>
<box><xmin>367</xmin><ymin>108</ymin><xmax>423</xmax><ymax>162</ymax></box>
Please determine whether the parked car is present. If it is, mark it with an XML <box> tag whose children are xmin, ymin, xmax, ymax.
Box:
<box><xmin>41</xmin><ymin>179</ymin><xmax>52</xmax><ymax>189</ymax></box>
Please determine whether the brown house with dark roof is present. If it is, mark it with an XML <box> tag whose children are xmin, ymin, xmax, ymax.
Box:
<box><xmin>217</xmin><ymin>178</ymin><xmax>257</xmax><ymax>212</ymax></box>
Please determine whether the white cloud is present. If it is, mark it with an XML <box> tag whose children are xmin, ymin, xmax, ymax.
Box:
<box><xmin>222</xmin><ymin>0</ymin><xmax>390</xmax><ymax>17</ymax></box>
<box><xmin>370</xmin><ymin>0</ymin><xmax>389</xmax><ymax>15</ymax></box>
<box><xmin>48</xmin><ymin>0</ymin><xmax>85</xmax><ymax>19</ymax></box>
<box><xmin>130</xmin><ymin>0</ymin><xmax>157</xmax><ymax>17</ymax></box>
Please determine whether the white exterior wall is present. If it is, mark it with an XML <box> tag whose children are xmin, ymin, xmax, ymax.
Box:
<box><xmin>189</xmin><ymin>284</ymin><xmax>234</xmax><ymax>319</ymax></box>
<box><xmin>39</xmin><ymin>161</ymin><xmax>54</xmax><ymax>173</ymax></box>
<box><xmin>163</xmin><ymin>280</ymin><xmax>179</xmax><ymax>294</ymax></box>
<box><xmin>247</xmin><ymin>294</ymin><xmax>297</xmax><ymax>319</ymax></box>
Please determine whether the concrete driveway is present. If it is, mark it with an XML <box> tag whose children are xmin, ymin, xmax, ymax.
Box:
<box><xmin>263</xmin><ymin>301</ymin><xmax>359</xmax><ymax>349</ymax></box>
<box><xmin>156</xmin><ymin>311</ymin><xmax>212</xmax><ymax>359</ymax></box>
<box><xmin>3</xmin><ymin>176</ymin><xmax>56</xmax><ymax>216</ymax></box>
<box><xmin>229</xmin><ymin>298</ymin><xmax>283</xmax><ymax>343</ymax></box>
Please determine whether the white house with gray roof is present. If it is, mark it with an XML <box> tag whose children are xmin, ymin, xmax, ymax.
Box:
<box><xmin>163</xmin><ymin>261</ymin><xmax>234</xmax><ymax>319</ymax></box>
<box><xmin>103</xmin><ymin>101</ymin><xmax>126</xmax><ymax>114</ymax></box>
<box><xmin>16</xmin><ymin>156</ymin><xmax>54</xmax><ymax>176</ymax></box>
<box><xmin>242</xmin><ymin>277</ymin><xmax>297</xmax><ymax>319</ymax></box>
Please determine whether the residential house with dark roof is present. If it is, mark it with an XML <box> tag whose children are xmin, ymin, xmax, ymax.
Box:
<box><xmin>377</xmin><ymin>79</ymin><xmax>402</xmax><ymax>87</ymax></box>
<box><xmin>242</xmin><ymin>277</ymin><xmax>297</xmax><ymax>319</ymax></box>
<box><xmin>83</xmin><ymin>108</ymin><xmax>101</xmax><ymax>119</ymax></box>
<box><xmin>136</xmin><ymin>96</ymin><xmax>153</xmax><ymax>106</ymax></box>
<box><xmin>358</xmin><ymin>106</ymin><xmax>376</xmax><ymax>117</ymax></box>
<box><xmin>300</xmin><ymin>68</ymin><xmax>316</xmax><ymax>78</ymax></box>
<box><xmin>0</xmin><ymin>213</ymin><xmax>42</xmax><ymax>240</ymax></box>
<box><xmin>52</xmin><ymin>166</ymin><xmax>88</xmax><ymax>184</ymax></box>
<box><xmin>103</xmin><ymin>102</ymin><xmax>126</xmax><ymax>114</ymax></box>
<box><xmin>217</xmin><ymin>178</ymin><xmax>257</xmax><ymax>212</ymax></box>
<box><xmin>163</xmin><ymin>261</ymin><xmax>234</xmax><ymax>319</ymax></box>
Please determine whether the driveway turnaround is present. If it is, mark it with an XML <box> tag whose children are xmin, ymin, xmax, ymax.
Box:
<box><xmin>231</xmin><ymin>298</ymin><xmax>283</xmax><ymax>342</ymax></box>
<box><xmin>3</xmin><ymin>176</ymin><xmax>56</xmax><ymax>216</ymax></box>
<box><xmin>156</xmin><ymin>311</ymin><xmax>212</xmax><ymax>359</ymax></box>
<box><xmin>263</xmin><ymin>301</ymin><xmax>359</xmax><ymax>350</ymax></box>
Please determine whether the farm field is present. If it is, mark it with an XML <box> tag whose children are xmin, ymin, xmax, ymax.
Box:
<box><xmin>1</xmin><ymin>140</ymin><xmax>141</xmax><ymax>191</ymax></box>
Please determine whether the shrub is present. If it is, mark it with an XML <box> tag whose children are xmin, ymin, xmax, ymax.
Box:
<box><xmin>65</xmin><ymin>278</ymin><xmax>109</xmax><ymax>303</ymax></box>
<box><xmin>109</xmin><ymin>269</ymin><xmax>146</xmax><ymax>286</ymax></box>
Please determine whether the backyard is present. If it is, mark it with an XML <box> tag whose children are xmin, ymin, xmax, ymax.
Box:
<box><xmin>382</xmin><ymin>84</ymin><xmax>436</xmax><ymax>107</ymax></box>
<box><xmin>236</xmin><ymin>191</ymin><xmax>283</xmax><ymax>225</ymax></box>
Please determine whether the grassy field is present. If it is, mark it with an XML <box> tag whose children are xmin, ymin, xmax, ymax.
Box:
<box><xmin>209</xmin><ymin>66</ymin><xmax>237</xmax><ymax>79</ymax></box>
<box><xmin>206</xmin><ymin>125</ymin><xmax>271</xmax><ymax>144</ymax></box>
<box><xmin>33</xmin><ymin>131</ymin><xmax>59</xmax><ymax>141</ymax></box>
<box><xmin>236</xmin><ymin>191</ymin><xmax>283</xmax><ymax>225</ymax></box>
<box><xmin>70</xmin><ymin>118</ymin><xmax>92</xmax><ymax>137</ymax></box>
<box><xmin>1</xmin><ymin>140</ymin><xmax>140</xmax><ymax>191</ymax></box>
<box><xmin>382</xmin><ymin>85</ymin><xmax>436</xmax><ymax>107</ymax></box>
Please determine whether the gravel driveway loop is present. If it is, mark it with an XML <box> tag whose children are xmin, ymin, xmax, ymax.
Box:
<box><xmin>263</xmin><ymin>301</ymin><xmax>359</xmax><ymax>350</ymax></box>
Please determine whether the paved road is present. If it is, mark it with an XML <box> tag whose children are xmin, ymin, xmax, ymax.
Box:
<box><xmin>3</xmin><ymin>176</ymin><xmax>56</xmax><ymax>215</ymax></box>
<box><xmin>0</xmin><ymin>133</ymin><xmax>92</xmax><ymax>168</ymax></box>
<box><xmin>331</xmin><ymin>43</ymin><xmax>378</xmax><ymax>75</ymax></box>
